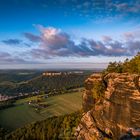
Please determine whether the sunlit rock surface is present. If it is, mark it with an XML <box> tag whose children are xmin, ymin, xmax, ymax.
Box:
<box><xmin>76</xmin><ymin>73</ymin><xmax>140</xmax><ymax>140</ymax></box>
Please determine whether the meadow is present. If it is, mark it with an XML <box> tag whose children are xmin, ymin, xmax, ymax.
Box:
<box><xmin>0</xmin><ymin>89</ymin><xmax>83</xmax><ymax>131</ymax></box>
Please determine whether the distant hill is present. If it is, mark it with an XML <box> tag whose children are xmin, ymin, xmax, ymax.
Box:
<box><xmin>0</xmin><ymin>70</ymin><xmax>93</xmax><ymax>95</ymax></box>
<box><xmin>0</xmin><ymin>70</ymin><xmax>42</xmax><ymax>83</ymax></box>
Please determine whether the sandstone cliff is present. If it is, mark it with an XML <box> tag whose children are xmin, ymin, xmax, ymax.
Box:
<box><xmin>76</xmin><ymin>73</ymin><xmax>140</xmax><ymax>140</ymax></box>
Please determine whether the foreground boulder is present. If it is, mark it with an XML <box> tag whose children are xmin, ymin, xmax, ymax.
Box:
<box><xmin>76</xmin><ymin>73</ymin><xmax>140</xmax><ymax>140</ymax></box>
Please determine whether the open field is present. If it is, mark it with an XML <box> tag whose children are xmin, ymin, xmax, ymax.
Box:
<box><xmin>0</xmin><ymin>89</ymin><xmax>83</xmax><ymax>131</ymax></box>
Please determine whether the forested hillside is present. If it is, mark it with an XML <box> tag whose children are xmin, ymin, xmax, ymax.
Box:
<box><xmin>19</xmin><ymin>74</ymin><xmax>88</xmax><ymax>92</ymax></box>
<box><xmin>0</xmin><ymin>71</ymin><xmax>92</xmax><ymax>95</ymax></box>
<box><xmin>4</xmin><ymin>111</ymin><xmax>82</xmax><ymax>140</ymax></box>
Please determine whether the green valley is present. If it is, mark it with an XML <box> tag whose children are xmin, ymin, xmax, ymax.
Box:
<box><xmin>0</xmin><ymin>88</ymin><xmax>83</xmax><ymax>131</ymax></box>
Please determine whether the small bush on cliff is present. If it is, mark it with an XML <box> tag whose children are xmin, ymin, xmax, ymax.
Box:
<box><xmin>92</xmin><ymin>81</ymin><xmax>106</xmax><ymax>100</ymax></box>
<box><xmin>104</xmin><ymin>52</ymin><xmax>140</xmax><ymax>74</ymax></box>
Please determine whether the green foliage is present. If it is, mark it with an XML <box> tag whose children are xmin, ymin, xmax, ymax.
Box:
<box><xmin>104</xmin><ymin>52</ymin><xmax>140</xmax><ymax>74</ymax></box>
<box><xmin>92</xmin><ymin>81</ymin><xmax>106</xmax><ymax>100</ymax></box>
<box><xmin>122</xmin><ymin>53</ymin><xmax>140</xmax><ymax>74</ymax></box>
<box><xmin>5</xmin><ymin>111</ymin><xmax>82</xmax><ymax>140</ymax></box>
<box><xmin>92</xmin><ymin>81</ymin><xmax>106</xmax><ymax>99</ymax></box>
<box><xmin>0</xmin><ymin>100</ymin><xmax>15</xmax><ymax>110</ymax></box>
<box><xmin>104</xmin><ymin>62</ymin><xmax>123</xmax><ymax>73</ymax></box>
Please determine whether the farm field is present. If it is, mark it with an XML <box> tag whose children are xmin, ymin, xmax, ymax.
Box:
<box><xmin>0</xmin><ymin>89</ymin><xmax>83</xmax><ymax>131</ymax></box>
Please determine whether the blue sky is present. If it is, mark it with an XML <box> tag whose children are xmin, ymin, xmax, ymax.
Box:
<box><xmin>0</xmin><ymin>0</ymin><xmax>140</xmax><ymax>69</ymax></box>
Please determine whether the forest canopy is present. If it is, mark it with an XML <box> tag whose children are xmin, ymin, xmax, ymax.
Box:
<box><xmin>104</xmin><ymin>52</ymin><xmax>140</xmax><ymax>74</ymax></box>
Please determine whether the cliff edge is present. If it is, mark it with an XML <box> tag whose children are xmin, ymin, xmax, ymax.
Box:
<box><xmin>76</xmin><ymin>73</ymin><xmax>140</xmax><ymax>140</ymax></box>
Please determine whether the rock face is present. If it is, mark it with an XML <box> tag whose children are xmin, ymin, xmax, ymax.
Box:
<box><xmin>76</xmin><ymin>73</ymin><xmax>140</xmax><ymax>140</ymax></box>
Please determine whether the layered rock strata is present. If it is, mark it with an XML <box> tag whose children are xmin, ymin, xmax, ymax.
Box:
<box><xmin>76</xmin><ymin>73</ymin><xmax>140</xmax><ymax>140</ymax></box>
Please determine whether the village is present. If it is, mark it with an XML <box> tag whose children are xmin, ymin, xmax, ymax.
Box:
<box><xmin>0</xmin><ymin>91</ymin><xmax>40</xmax><ymax>102</ymax></box>
<box><xmin>0</xmin><ymin>87</ymin><xmax>83</xmax><ymax>102</ymax></box>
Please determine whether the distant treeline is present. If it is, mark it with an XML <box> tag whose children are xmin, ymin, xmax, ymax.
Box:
<box><xmin>0</xmin><ymin>70</ymin><xmax>42</xmax><ymax>83</ymax></box>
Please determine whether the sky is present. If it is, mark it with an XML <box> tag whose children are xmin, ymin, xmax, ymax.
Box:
<box><xmin>0</xmin><ymin>0</ymin><xmax>140</xmax><ymax>69</ymax></box>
